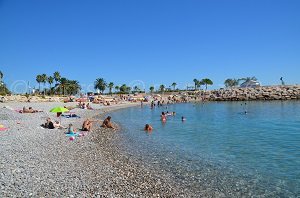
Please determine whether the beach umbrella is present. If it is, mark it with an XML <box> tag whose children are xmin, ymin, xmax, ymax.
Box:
<box><xmin>50</xmin><ymin>107</ymin><xmax>69</xmax><ymax>113</ymax></box>
<box><xmin>50</xmin><ymin>107</ymin><xmax>69</xmax><ymax>123</ymax></box>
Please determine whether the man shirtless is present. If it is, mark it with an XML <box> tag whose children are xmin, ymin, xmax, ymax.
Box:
<box><xmin>82</xmin><ymin>119</ymin><xmax>94</xmax><ymax>131</ymax></box>
<box><xmin>101</xmin><ymin>116</ymin><xmax>115</xmax><ymax>129</ymax></box>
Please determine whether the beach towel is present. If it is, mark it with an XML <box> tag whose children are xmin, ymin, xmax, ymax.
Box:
<box><xmin>62</xmin><ymin>114</ymin><xmax>81</xmax><ymax>118</ymax></box>
<box><xmin>0</xmin><ymin>128</ymin><xmax>8</xmax><ymax>131</ymax></box>
<box><xmin>65</xmin><ymin>132</ymin><xmax>80</xmax><ymax>137</ymax></box>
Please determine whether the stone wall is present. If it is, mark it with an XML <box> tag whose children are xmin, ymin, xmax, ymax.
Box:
<box><xmin>0</xmin><ymin>95</ymin><xmax>63</xmax><ymax>103</ymax></box>
<box><xmin>201</xmin><ymin>85</ymin><xmax>300</xmax><ymax>101</ymax></box>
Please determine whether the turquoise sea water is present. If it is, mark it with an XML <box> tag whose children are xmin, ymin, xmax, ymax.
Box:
<box><xmin>109</xmin><ymin>101</ymin><xmax>300</xmax><ymax>197</ymax></box>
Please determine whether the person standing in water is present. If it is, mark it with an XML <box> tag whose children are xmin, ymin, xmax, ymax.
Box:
<box><xmin>161</xmin><ymin>112</ymin><xmax>167</xmax><ymax>122</ymax></box>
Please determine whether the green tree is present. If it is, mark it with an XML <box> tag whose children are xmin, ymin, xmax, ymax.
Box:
<box><xmin>36</xmin><ymin>75</ymin><xmax>43</xmax><ymax>93</ymax></box>
<box><xmin>108</xmin><ymin>82</ymin><xmax>114</xmax><ymax>95</ymax></box>
<box><xmin>238</xmin><ymin>76</ymin><xmax>257</xmax><ymax>84</ymax></box>
<box><xmin>94</xmin><ymin>78</ymin><xmax>107</xmax><ymax>93</ymax></box>
<box><xmin>224</xmin><ymin>78</ymin><xmax>239</xmax><ymax>88</ymax></box>
<box><xmin>159</xmin><ymin>84</ymin><xmax>165</xmax><ymax>93</ymax></box>
<box><xmin>149</xmin><ymin>86</ymin><xmax>155</xmax><ymax>93</ymax></box>
<box><xmin>115</xmin><ymin>86</ymin><xmax>120</xmax><ymax>93</ymax></box>
<box><xmin>0</xmin><ymin>71</ymin><xmax>10</xmax><ymax>95</ymax></box>
<box><xmin>171</xmin><ymin>82</ymin><xmax>177</xmax><ymax>91</ymax></box>
<box><xmin>0</xmin><ymin>71</ymin><xmax>3</xmax><ymax>81</ymax></box>
<box><xmin>201</xmin><ymin>78</ymin><xmax>213</xmax><ymax>91</ymax></box>
<box><xmin>47</xmin><ymin>76</ymin><xmax>54</xmax><ymax>95</ymax></box>
<box><xmin>59</xmin><ymin>77</ymin><xmax>68</xmax><ymax>95</ymax></box>
<box><xmin>196</xmin><ymin>80</ymin><xmax>205</xmax><ymax>90</ymax></box>
<box><xmin>53</xmin><ymin>71</ymin><xmax>61</xmax><ymax>84</ymax></box>
<box><xmin>193</xmin><ymin>79</ymin><xmax>199</xmax><ymax>90</ymax></box>
<box><xmin>41</xmin><ymin>74</ymin><xmax>47</xmax><ymax>95</ymax></box>
<box><xmin>65</xmin><ymin>80</ymin><xmax>81</xmax><ymax>95</ymax></box>
<box><xmin>120</xmin><ymin>84</ymin><xmax>127</xmax><ymax>93</ymax></box>
<box><xmin>126</xmin><ymin>86</ymin><xmax>131</xmax><ymax>93</ymax></box>
<box><xmin>133</xmin><ymin>86</ymin><xmax>140</xmax><ymax>93</ymax></box>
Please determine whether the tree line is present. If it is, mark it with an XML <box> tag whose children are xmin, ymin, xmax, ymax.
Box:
<box><xmin>224</xmin><ymin>77</ymin><xmax>258</xmax><ymax>88</ymax></box>
<box><xmin>36</xmin><ymin>72</ymin><xmax>81</xmax><ymax>95</ymax></box>
<box><xmin>0</xmin><ymin>71</ymin><xmax>11</xmax><ymax>95</ymax></box>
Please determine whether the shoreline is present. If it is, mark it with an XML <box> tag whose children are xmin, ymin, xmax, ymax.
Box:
<box><xmin>0</xmin><ymin>101</ymin><xmax>188</xmax><ymax>197</ymax></box>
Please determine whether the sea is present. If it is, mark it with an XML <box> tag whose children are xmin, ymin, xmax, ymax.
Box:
<box><xmin>109</xmin><ymin>101</ymin><xmax>300</xmax><ymax>197</ymax></box>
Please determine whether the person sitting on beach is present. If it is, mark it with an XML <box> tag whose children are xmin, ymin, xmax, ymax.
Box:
<box><xmin>42</xmin><ymin>118</ymin><xmax>55</xmax><ymax>129</ymax></box>
<box><xmin>161</xmin><ymin>112</ymin><xmax>167</xmax><ymax>122</ymax></box>
<box><xmin>82</xmin><ymin>119</ymin><xmax>93</xmax><ymax>131</ymax></box>
<box><xmin>86</xmin><ymin>103</ymin><xmax>93</xmax><ymax>110</ymax></box>
<box><xmin>101</xmin><ymin>116</ymin><xmax>115</xmax><ymax>129</ymax></box>
<box><xmin>144</xmin><ymin>124</ymin><xmax>153</xmax><ymax>131</ymax></box>
<box><xmin>53</xmin><ymin>120</ymin><xmax>64</xmax><ymax>129</ymax></box>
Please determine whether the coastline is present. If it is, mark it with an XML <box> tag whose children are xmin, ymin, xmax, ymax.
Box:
<box><xmin>0</xmin><ymin>101</ymin><xmax>188</xmax><ymax>197</ymax></box>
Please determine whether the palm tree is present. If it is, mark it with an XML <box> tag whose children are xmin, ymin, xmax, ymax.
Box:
<box><xmin>201</xmin><ymin>78</ymin><xmax>213</xmax><ymax>91</ymax></box>
<box><xmin>149</xmin><ymin>86</ymin><xmax>155</xmax><ymax>94</ymax></box>
<box><xmin>59</xmin><ymin>77</ymin><xmax>68</xmax><ymax>95</ymax></box>
<box><xmin>224</xmin><ymin>78</ymin><xmax>239</xmax><ymax>88</ymax></box>
<box><xmin>171</xmin><ymin>82</ymin><xmax>177</xmax><ymax>91</ymax></box>
<box><xmin>133</xmin><ymin>86</ymin><xmax>140</xmax><ymax>93</ymax></box>
<box><xmin>0</xmin><ymin>71</ymin><xmax>3</xmax><ymax>82</ymax></box>
<box><xmin>36</xmin><ymin>75</ymin><xmax>43</xmax><ymax>93</ymax></box>
<box><xmin>40</xmin><ymin>74</ymin><xmax>47</xmax><ymax>95</ymax></box>
<box><xmin>94</xmin><ymin>78</ymin><xmax>107</xmax><ymax>94</ymax></box>
<box><xmin>238</xmin><ymin>76</ymin><xmax>257</xmax><ymax>84</ymax></box>
<box><xmin>108</xmin><ymin>82</ymin><xmax>114</xmax><ymax>95</ymax></box>
<box><xmin>193</xmin><ymin>79</ymin><xmax>199</xmax><ymax>90</ymax></box>
<box><xmin>47</xmin><ymin>76</ymin><xmax>54</xmax><ymax>95</ymax></box>
<box><xmin>120</xmin><ymin>84</ymin><xmax>127</xmax><ymax>93</ymax></box>
<box><xmin>115</xmin><ymin>86</ymin><xmax>120</xmax><ymax>93</ymax></box>
<box><xmin>159</xmin><ymin>84</ymin><xmax>165</xmax><ymax>93</ymax></box>
<box><xmin>126</xmin><ymin>86</ymin><xmax>131</xmax><ymax>94</ymax></box>
<box><xmin>65</xmin><ymin>80</ymin><xmax>81</xmax><ymax>95</ymax></box>
<box><xmin>53</xmin><ymin>71</ymin><xmax>61</xmax><ymax>84</ymax></box>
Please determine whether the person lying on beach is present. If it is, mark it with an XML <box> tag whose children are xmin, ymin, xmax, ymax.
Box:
<box><xmin>144</xmin><ymin>124</ymin><xmax>153</xmax><ymax>131</ymax></box>
<box><xmin>64</xmin><ymin>106</ymin><xmax>76</xmax><ymax>111</ymax></box>
<box><xmin>101</xmin><ymin>116</ymin><xmax>115</xmax><ymax>129</ymax></box>
<box><xmin>20</xmin><ymin>107</ymin><xmax>42</xmax><ymax>113</ymax></box>
<box><xmin>82</xmin><ymin>119</ymin><xmax>94</xmax><ymax>131</ymax></box>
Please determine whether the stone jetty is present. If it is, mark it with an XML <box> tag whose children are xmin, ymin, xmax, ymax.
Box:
<box><xmin>200</xmin><ymin>85</ymin><xmax>300</xmax><ymax>101</ymax></box>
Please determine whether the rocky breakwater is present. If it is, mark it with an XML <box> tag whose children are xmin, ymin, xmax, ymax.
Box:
<box><xmin>202</xmin><ymin>85</ymin><xmax>300</xmax><ymax>101</ymax></box>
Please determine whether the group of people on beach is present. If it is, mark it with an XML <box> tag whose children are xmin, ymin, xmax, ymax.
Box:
<box><xmin>42</xmin><ymin>115</ymin><xmax>116</xmax><ymax>132</ymax></box>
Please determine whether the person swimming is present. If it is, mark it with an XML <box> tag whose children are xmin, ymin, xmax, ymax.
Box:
<box><xmin>182</xmin><ymin>116</ymin><xmax>186</xmax><ymax>121</ymax></box>
<box><xmin>144</xmin><ymin>124</ymin><xmax>153</xmax><ymax>131</ymax></box>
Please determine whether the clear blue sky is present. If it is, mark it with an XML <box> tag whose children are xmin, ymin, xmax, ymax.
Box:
<box><xmin>0</xmin><ymin>0</ymin><xmax>299</xmax><ymax>93</ymax></box>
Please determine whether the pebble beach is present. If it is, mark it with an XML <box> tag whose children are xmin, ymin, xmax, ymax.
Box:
<box><xmin>0</xmin><ymin>102</ymin><xmax>191</xmax><ymax>197</ymax></box>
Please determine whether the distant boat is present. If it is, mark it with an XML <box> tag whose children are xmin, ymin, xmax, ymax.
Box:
<box><xmin>240</xmin><ymin>80</ymin><xmax>261</xmax><ymax>88</ymax></box>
